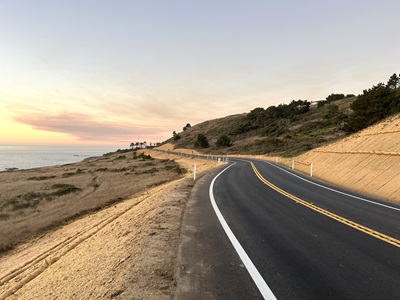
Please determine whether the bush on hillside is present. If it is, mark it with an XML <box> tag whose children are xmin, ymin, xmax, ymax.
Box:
<box><xmin>216</xmin><ymin>135</ymin><xmax>232</xmax><ymax>147</ymax></box>
<box><xmin>246</xmin><ymin>100</ymin><xmax>310</xmax><ymax>129</ymax></box>
<box><xmin>194</xmin><ymin>134</ymin><xmax>209</xmax><ymax>148</ymax></box>
<box><xmin>344</xmin><ymin>78</ymin><xmax>400</xmax><ymax>132</ymax></box>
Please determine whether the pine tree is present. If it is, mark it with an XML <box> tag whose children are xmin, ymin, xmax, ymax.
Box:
<box><xmin>387</xmin><ymin>73</ymin><xmax>399</xmax><ymax>89</ymax></box>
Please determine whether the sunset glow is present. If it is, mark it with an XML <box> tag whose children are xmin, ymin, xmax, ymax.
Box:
<box><xmin>1</xmin><ymin>1</ymin><xmax>399</xmax><ymax>147</ymax></box>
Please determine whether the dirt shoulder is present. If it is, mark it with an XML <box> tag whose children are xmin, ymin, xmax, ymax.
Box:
<box><xmin>0</xmin><ymin>150</ymin><xmax>221</xmax><ymax>299</ymax></box>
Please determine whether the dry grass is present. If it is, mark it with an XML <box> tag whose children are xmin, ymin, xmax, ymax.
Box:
<box><xmin>0</xmin><ymin>150</ymin><xmax>220</xmax><ymax>299</ymax></box>
<box><xmin>0</xmin><ymin>151</ymin><xmax>182</xmax><ymax>254</ymax></box>
<box><xmin>165</xmin><ymin>97</ymin><xmax>356</xmax><ymax>156</ymax></box>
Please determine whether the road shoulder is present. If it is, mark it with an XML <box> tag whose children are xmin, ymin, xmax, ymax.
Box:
<box><xmin>174</xmin><ymin>167</ymin><xmax>262</xmax><ymax>300</ymax></box>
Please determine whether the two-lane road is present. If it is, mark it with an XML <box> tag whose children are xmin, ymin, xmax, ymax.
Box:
<box><xmin>175</xmin><ymin>158</ymin><xmax>400</xmax><ymax>299</ymax></box>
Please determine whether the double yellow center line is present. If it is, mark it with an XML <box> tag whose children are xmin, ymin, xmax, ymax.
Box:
<box><xmin>249</xmin><ymin>161</ymin><xmax>400</xmax><ymax>249</ymax></box>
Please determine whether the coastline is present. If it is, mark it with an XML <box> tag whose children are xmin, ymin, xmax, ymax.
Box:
<box><xmin>0</xmin><ymin>149</ymin><xmax>182</xmax><ymax>253</ymax></box>
<box><xmin>0</xmin><ymin>145</ymin><xmax>119</xmax><ymax>172</ymax></box>
<box><xmin>0</xmin><ymin>149</ymin><xmax>220</xmax><ymax>299</ymax></box>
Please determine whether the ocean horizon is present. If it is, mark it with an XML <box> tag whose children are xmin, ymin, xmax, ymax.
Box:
<box><xmin>0</xmin><ymin>145</ymin><xmax>122</xmax><ymax>171</ymax></box>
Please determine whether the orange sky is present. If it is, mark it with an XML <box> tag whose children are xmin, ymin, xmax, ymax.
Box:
<box><xmin>1</xmin><ymin>1</ymin><xmax>398</xmax><ymax>147</ymax></box>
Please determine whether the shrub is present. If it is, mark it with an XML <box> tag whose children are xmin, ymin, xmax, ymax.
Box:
<box><xmin>51</xmin><ymin>184</ymin><xmax>81</xmax><ymax>196</ymax></box>
<box><xmin>133</xmin><ymin>152</ymin><xmax>152</xmax><ymax>160</ymax></box>
<box><xmin>344</xmin><ymin>81</ymin><xmax>399</xmax><ymax>132</ymax></box>
<box><xmin>326</xmin><ymin>93</ymin><xmax>345</xmax><ymax>102</ymax></box>
<box><xmin>28</xmin><ymin>176</ymin><xmax>56</xmax><ymax>181</ymax></box>
<box><xmin>194</xmin><ymin>134</ymin><xmax>209</xmax><ymax>148</ymax></box>
<box><xmin>216</xmin><ymin>135</ymin><xmax>232</xmax><ymax>147</ymax></box>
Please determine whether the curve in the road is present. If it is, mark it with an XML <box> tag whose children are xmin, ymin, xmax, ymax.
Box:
<box><xmin>248</xmin><ymin>160</ymin><xmax>400</xmax><ymax>249</ymax></box>
<box><xmin>263</xmin><ymin>160</ymin><xmax>400</xmax><ymax>212</ymax></box>
<box><xmin>209</xmin><ymin>162</ymin><xmax>277</xmax><ymax>300</ymax></box>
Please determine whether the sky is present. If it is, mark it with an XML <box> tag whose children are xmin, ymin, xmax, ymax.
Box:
<box><xmin>1</xmin><ymin>0</ymin><xmax>399</xmax><ymax>148</ymax></box>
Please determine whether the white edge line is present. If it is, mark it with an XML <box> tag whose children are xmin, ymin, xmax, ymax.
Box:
<box><xmin>209</xmin><ymin>162</ymin><xmax>277</xmax><ymax>300</ymax></box>
<box><xmin>261</xmin><ymin>160</ymin><xmax>400</xmax><ymax>212</ymax></box>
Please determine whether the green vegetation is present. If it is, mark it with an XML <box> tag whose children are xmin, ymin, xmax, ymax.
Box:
<box><xmin>133</xmin><ymin>152</ymin><xmax>152</xmax><ymax>160</ymax></box>
<box><xmin>195</xmin><ymin>134</ymin><xmax>209</xmax><ymax>148</ymax></box>
<box><xmin>173</xmin><ymin>131</ymin><xmax>182</xmax><ymax>140</ymax></box>
<box><xmin>166</xmin><ymin>73</ymin><xmax>398</xmax><ymax>156</ymax></box>
<box><xmin>62</xmin><ymin>172</ymin><xmax>76</xmax><ymax>178</ymax></box>
<box><xmin>51</xmin><ymin>184</ymin><xmax>81</xmax><ymax>196</ymax></box>
<box><xmin>173</xmin><ymin>167</ymin><xmax>187</xmax><ymax>174</ymax></box>
<box><xmin>216</xmin><ymin>135</ymin><xmax>232</xmax><ymax>147</ymax></box>
<box><xmin>344</xmin><ymin>74</ymin><xmax>400</xmax><ymax>132</ymax></box>
<box><xmin>3</xmin><ymin>192</ymin><xmax>49</xmax><ymax>211</ymax></box>
<box><xmin>110</xmin><ymin>168</ymin><xmax>130</xmax><ymax>172</ymax></box>
<box><xmin>95</xmin><ymin>167</ymin><xmax>108</xmax><ymax>171</ymax></box>
<box><xmin>104</xmin><ymin>148</ymin><xmax>133</xmax><ymax>156</ymax></box>
<box><xmin>28</xmin><ymin>175</ymin><xmax>56</xmax><ymax>181</ymax></box>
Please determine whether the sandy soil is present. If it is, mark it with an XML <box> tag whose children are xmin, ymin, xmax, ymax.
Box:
<box><xmin>0</xmin><ymin>150</ymin><xmax>183</xmax><ymax>253</ymax></box>
<box><xmin>278</xmin><ymin>114</ymin><xmax>400</xmax><ymax>203</ymax></box>
<box><xmin>0</xmin><ymin>149</ymin><xmax>220</xmax><ymax>299</ymax></box>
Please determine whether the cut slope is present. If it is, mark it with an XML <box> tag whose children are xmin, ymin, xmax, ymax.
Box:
<box><xmin>291</xmin><ymin>114</ymin><xmax>400</xmax><ymax>203</ymax></box>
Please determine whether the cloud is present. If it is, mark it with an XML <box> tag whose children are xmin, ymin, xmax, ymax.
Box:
<box><xmin>14</xmin><ymin>111</ymin><xmax>168</xmax><ymax>144</ymax></box>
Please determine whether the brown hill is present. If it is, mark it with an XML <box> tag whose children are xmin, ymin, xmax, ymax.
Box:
<box><xmin>168</xmin><ymin>97</ymin><xmax>355</xmax><ymax>157</ymax></box>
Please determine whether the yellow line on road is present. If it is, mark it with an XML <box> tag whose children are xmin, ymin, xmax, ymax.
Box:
<box><xmin>249</xmin><ymin>161</ymin><xmax>400</xmax><ymax>249</ymax></box>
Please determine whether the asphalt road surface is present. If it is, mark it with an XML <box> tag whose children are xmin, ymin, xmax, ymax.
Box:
<box><xmin>175</xmin><ymin>158</ymin><xmax>400</xmax><ymax>300</ymax></box>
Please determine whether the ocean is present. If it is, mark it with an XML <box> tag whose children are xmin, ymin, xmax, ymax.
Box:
<box><xmin>0</xmin><ymin>145</ymin><xmax>120</xmax><ymax>171</ymax></box>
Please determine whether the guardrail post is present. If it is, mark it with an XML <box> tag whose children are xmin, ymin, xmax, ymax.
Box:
<box><xmin>292</xmin><ymin>160</ymin><xmax>294</xmax><ymax>170</ymax></box>
<box><xmin>310</xmin><ymin>163</ymin><xmax>313</xmax><ymax>177</ymax></box>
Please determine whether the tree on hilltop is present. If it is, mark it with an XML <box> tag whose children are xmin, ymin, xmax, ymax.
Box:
<box><xmin>387</xmin><ymin>73</ymin><xmax>399</xmax><ymax>89</ymax></box>
<box><xmin>344</xmin><ymin>78</ymin><xmax>399</xmax><ymax>132</ymax></box>
<box><xmin>326</xmin><ymin>93</ymin><xmax>345</xmax><ymax>102</ymax></box>
<box><xmin>173</xmin><ymin>131</ymin><xmax>181</xmax><ymax>140</ymax></box>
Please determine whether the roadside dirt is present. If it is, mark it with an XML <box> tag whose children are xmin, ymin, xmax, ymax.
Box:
<box><xmin>0</xmin><ymin>149</ymin><xmax>220</xmax><ymax>299</ymax></box>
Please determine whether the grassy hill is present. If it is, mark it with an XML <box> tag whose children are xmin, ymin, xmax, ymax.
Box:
<box><xmin>163</xmin><ymin>73</ymin><xmax>400</xmax><ymax>157</ymax></box>
<box><xmin>166</xmin><ymin>97</ymin><xmax>355</xmax><ymax>157</ymax></box>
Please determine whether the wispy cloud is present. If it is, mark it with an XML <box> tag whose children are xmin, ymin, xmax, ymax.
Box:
<box><xmin>14</xmin><ymin>111</ymin><xmax>168</xmax><ymax>144</ymax></box>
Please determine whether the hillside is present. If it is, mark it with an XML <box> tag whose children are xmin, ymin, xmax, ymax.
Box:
<box><xmin>168</xmin><ymin>97</ymin><xmax>355</xmax><ymax>156</ymax></box>
<box><xmin>291</xmin><ymin>113</ymin><xmax>400</xmax><ymax>203</ymax></box>
<box><xmin>166</xmin><ymin>74</ymin><xmax>399</xmax><ymax>157</ymax></box>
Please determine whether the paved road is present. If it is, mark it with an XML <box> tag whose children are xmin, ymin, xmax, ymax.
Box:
<box><xmin>175</xmin><ymin>158</ymin><xmax>400</xmax><ymax>299</ymax></box>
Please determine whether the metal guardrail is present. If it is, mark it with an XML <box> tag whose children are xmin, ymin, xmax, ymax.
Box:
<box><xmin>151</xmin><ymin>149</ymin><xmax>230</xmax><ymax>162</ymax></box>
